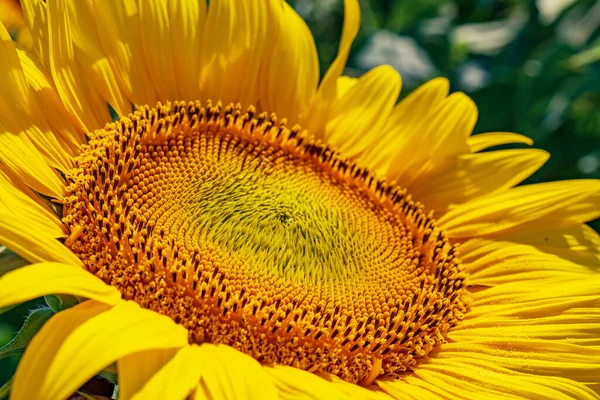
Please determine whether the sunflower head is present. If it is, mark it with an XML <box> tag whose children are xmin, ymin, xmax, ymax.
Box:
<box><xmin>62</xmin><ymin>100</ymin><xmax>469</xmax><ymax>384</ymax></box>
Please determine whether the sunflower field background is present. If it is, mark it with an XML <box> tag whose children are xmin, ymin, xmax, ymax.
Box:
<box><xmin>0</xmin><ymin>0</ymin><xmax>599</xmax><ymax>393</ymax></box>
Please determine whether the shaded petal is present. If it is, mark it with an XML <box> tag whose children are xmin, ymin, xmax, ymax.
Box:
<box><xmin>0</xmin><ymin>163</ymin><xmax>65</xmax><ymax>237</ymax></box>
<box><xmin>380</xmin><ymin>377</ymin><xmax>452</xmax><ymax>400</ymax></box>
<box><xmin>0</xmin><ymin>22</ymin><xmax>66</xmax><ymax>198</ymax></box>
<box><xmin>468</xmin><ymin>131</ymin><xmax>534</xmax><ymax>153</ymax></box>
<box><xmin>0</xmin><ymin>24</ymin><xmax>72</xmax><ymax>172</ymax></box>
<box><xmin>360</xmin><ymin>77</ymin><xmax>449</xmax><ymax>175</ymax></box>
<box><xmin>118</xmin><ymin>348</ymin><xmax>178</xmax><ymax>400</ymax></box>
<box><xmin>438</xmin><ymin>180</ymin><xmax>600</xmax><ymax>238</ymax></box>
<box><xmin>16</xmin><ymin>47</ymin><xmax>85</xmax><ymax>151</ymax></box>
<box><xmin>0</xmin><ymin>262</ymin><xmax>119</xmax><ymax>310</ymax></box>
<box><xmin>0</xmin><ymin>123</ymin><xmax>64</xmax><ymax>199</ymax></box>
<box><xmin>327</xmin><ymin>375</ymin><xmax>394</xmax><ymax>400</ymax></box>
<box><xmin>0</xmin><ymin>217</ymin><xmax>81</xmax><ymax>265</ymax></box>
<box><xmin>199</xmin><ymin>0</ymin><xmax>269</xmax><ymax>107</ymax></box>
<box><xmin>130</xmin><ymin>346</ymin><xmax>202</xmax><ymax>400</ymax></box>
<box><xmin>411</xmin><ymin>357</ymin><xmax>598</xmax><ymax>400</ymax></box>
<box><xmin>66</xmin><ymin>1</ymin><xmax>130</xmax><ymax>115</ymax></box>
<box><xmin>452</xmin><ymin>310</ymin><xmax>600</xmax><ymax>346</ymax></box>
<box><xmin>194</xmin><ymin>344</ymin><xmax>278</xmax><ymax>400</ymax></box>
<box><xmin>488</xmin><ymin>223</ymin><xmax>600</xmax><ymax>268</ymax></box>
<box><xmin>259</xmin><ymin>0</ymin><xmax>319</xmax><ymax>125</ymax></box>
<box><xmin>460</xmin><ymin>238</ymin><xmax>595</xmax><ymax>286</ymax></box>
<box><xmin>468</xmin><ymin>276</ymin><xmax>600</xmax><ymax>318</ymax></box>
<box><xmin>47</xmin><ymin>0</ymin><xmax>110</xmax><ymax>131</ymax></box>
<box><xmin>325</xmin><ymin>65</ymin><xmax>401</xmax><ymax>157</ymax></box>
<box><xmin>543</xmin><ymin>192</ymin><xmax>600</xmax><ymax>224</ymax></box>
<box><xmin>387</xmin><ymin>92</ymin><xmax>477</xmax><ymax>188</ymax></box>
<box><xmin>167</xmin><ymin>0</ymin><xmax>206</xmax><ymax>102</ymax></box>
<box><xmin>435</xmin><ymin>340</ymin><xmax>600</xmax><ymax>384</ymax></box>
<box><xmin>20</xmin><ymin>0</ymin><xmax>49</xmax><ymax>65</ymax></box>
<box><xmin>12</xmin><ymin>300</ymin><xmax>112</xmax><ymax>400</ymax></box>
<box><xmin>336</xmin><ymin>76</ymin><xmax>358</xmax><ymax>98</ymax></box>
<box><xmin>377</xmin><ymin>379</ymin><xmax>442</xmax><ymax>400</ymax></box>
<box><xmin>20</xmin><ymin>300</ymin><xmax>187</xmax><ymax>400</ymax></box>
<box><xmin>413</xmin><ymin>149</ymin><xmax>549</xmax><ymax>214</ymax></box>
<box><xmin>304</xmin><ymin>0</ymin><xmax>360</xmax><ymax>136</ymax></box>
<box><xmin>266</xmin><ymin>364</ymin><xmax>347</xmax><ymax>399</ymax></box>
<box><xmin>138</xmin><ymin>0</ymin><xmax>182</xmax><ymax>101</ymax></box>
<box><xmin>92</xmin><ymin>0</ymin><xmax>159</xmax><ymax>106</ymax></box>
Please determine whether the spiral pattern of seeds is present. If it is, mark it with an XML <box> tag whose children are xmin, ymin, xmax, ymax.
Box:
<box><xmin>63</xmin><ymin>101</ymin><xmax>469</xmax><ymax>384</ymax></box>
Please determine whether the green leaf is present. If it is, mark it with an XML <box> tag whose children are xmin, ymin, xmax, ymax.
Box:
<box><xmin>0</xmin><ymin>308</ymin><xmax>54</xmax><ymax>360</ymax></box>
<box><xmin>0</xmin><ymin>304</ymin><xmax>18</xmax><ymax>317</ymax></box>
<box><xmin>98</xmin><ymin>370</ymin><xmax>118</xmax><ymax>386</ymax></box>
<box><xmin>45</xmin><ymin>294</ymin><xmax>79</xmax><ymax>313</ymax></box>
<box><xmin>0</xmin><ymin>247</ymin><xmax>29</xmax><ymax>277</ymax></box>
<box><xmin>0</xmin><ymin>376</ymin><xmax>12</xmax><ymax>400</ymax></box>
<box><xmin>568</xmin><ymin>43</ymin><xmax>600</xmax><ymax>69</ymax></box>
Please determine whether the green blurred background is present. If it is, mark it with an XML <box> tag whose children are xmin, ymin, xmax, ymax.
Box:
<box><xmin>1</xmin><ymin>0</ymin><xmax>600</xmax><ymax>391</ymax></box>
<box><xmin>290</xmin><ymin>0</ymin><xmax>600</xmax><ymax>186</ymax></box>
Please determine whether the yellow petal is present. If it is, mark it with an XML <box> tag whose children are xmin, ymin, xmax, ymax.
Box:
<box><xmin>468</xmin><ymin>131</ymin><xmax>534</xmax><ymax>153</ymax></box>
<box><xmin>47</xmin><ymin>0</ymin><xmax>110</xmax><ymax>131</ymax></box>
<box><xmin>388</xmin><ymin>92</ymin><xmax>477</xmax><ymax>187</ymax></box>
<box><xmin>24</xmin><ymin>301</ymin><xmax>187</xmax><ymax>400</ymax></box>
<box><xmin>377</xmin><ymin>379</ymin><xmax>442</xmax><ymax>400</ymax></box>
<box><xmin>199</xmin><ymin>0</ymin><xmax>268</xmax><ymax>107</ymax></box>
<box><xmin>489</xmin><ymin>223</ymin><xmax>600</xmax><ymax>268</ymax></box>
<box><xmin>360</xmin><ymin>77</ymin><xmax>449</xmax><ymax>174</ymax></box>
<box><xmin>0</xmin><ymin>262</ymin><xmax>119</xmax><ymax>310</ymax></box>
<box><xmin>0</xmin><ymin>23</ymin><xmax>67</xmax><ymax>197</ymax></box>
<box><xmin>453</xmin><ymin>310</ymin><xmax>600</xmax><ymax>346</ymax></box>
<box><xmin>193</xmin><ymin>344</ymin><xmax>278</xmax><ymax>400</ymax></box>
<box><xmin>438</xmin><ymin>180</ymin><xmax>600</xmax><ymax>238</ymax></box>
<box><xmin>410</xmin><ymin>357</ymin><xmax>597</xmax><ymax>400</ymax></box>
<box><xmin>0</xmin><ymin>21</ymin><xmax>31</xmax><ymax>111</ymax></box>
<box><xmin>20</xmin><ymin>0</ymin><xmax>49</xmax><ymax>65</ymax></box>
<box><xmin>259</xmin><ymin>0</ymin><xmax>319</xmax><ymax>125</ymax></box>
<box><xmin>318</xmin><ymin>0</ymin><xmax>360</xmax><ymax>95</ymax></box>
<box><xmin>325</xmin><ymin>65</ymin><xmax>401</xmax><ymax>157</ymax></box>
<box><xmin>91</xmin><ymin>0</ymin><xmax>158</xmax><ymax>105</ymax></box>
<box><xmin>0</xmin><ymin>163</ymin><xmax>64</xmax><ymax>236</ymax></box>
<box><xmin>384</xmin><ymin>77</ymin><xmax>450</xmax><ymax>136</ymax></box>
<box><xmin>436</xmin><ymin>340</ymin><xmax>600</xmax><ymax>384</ymax></box>
<box><xmin>119</xmin><ymin>348</ymin><xmax>179</xmax><ymax>400</ymax></box>
<box><xmin>304</xmin><ymin>0</ymin><xmax>360</xmax><ymax>135</ymax></box>
<box><xmin>16</xmin><ymin>47</ymin><xmax>85</xmax><ymax>152</ymax></box>
<box><xmin>328</xmin><ymin>375</ymin><xmax>394</xmax><ymax>400</ymax></box>
<box><xmin>336</xmin><ymin>76</ymin><xmax>358</xmax><ymax>98</ymax></box>
<box><xmin>66</xmin><ymin>1</ymin><xmax>130</xmax><ymax>116</ymax></box>
<box><xmin>138</xmin><ymin>0</ymin><xmax>181</xmax><ymax>101</ymax></box>
<box><xmin>542</xmin><ymin>192</ymin><xmax>600</xmax><ymax>224</ymax></box>
<box><xmin>412</xmin><ymin>149</ymin><xmax>549</xmax><ymax>213</ymax></box>
<box><xmin>0</xmin><ymin>123</ymin><xmax>65</xmax><ymax>199</ymax></box>
<box><xmin>0</xmin><ymin>216</ymin><xmax>82</xmax><ymax>265</ymax></box>
<box><xmin>12</xmin><ymin>300</ymin><xmax>112</xmax><ymax>400</ymax></box>
<box><xmin>266</xmin><ymin>364</ymin><xmax>346</xmax><ymax>399</ymax></box>
<box><xmin>469</xmin><ymin>277</ymin><xmax>600</xmax><ymax>319</ymax></box>
<box><xmin>167</xmin><ymin>0</ymin><xmax>206</xmax><ymax>101</ymax></box>
<box><xmin>460</xmin><ymin>238</ymin><xmax>594</xmax><ymax>286</ymax></box>
<box><xmin>130</xmin><ymin>346</ymin><xmax>203</xmax><ymax>400</ymax></box>
<box><xmin>0</xmin><ymin>35</ymin><xmax>72</xmax><ymax>173</ymax></box>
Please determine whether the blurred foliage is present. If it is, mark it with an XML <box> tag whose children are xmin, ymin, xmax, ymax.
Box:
<box><xmin>292</xmin><ymin>0</ymin><xmax>600</xmax><ymax>192</ymax></box>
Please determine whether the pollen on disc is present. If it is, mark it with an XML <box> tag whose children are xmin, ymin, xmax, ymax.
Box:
<box><xmin>63</xmin><ymin>101</ymin><xmax>469</xmax><ymax>385</ymax></box>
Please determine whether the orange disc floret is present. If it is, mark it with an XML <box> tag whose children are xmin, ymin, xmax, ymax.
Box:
<box><xmin>63</xmin><ymin>101</ymin><xmax>469</xmax><ymax>384</ymax></box>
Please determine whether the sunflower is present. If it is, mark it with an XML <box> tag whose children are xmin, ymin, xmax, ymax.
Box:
<box><xmin>0</xmin><ymin>0</ymin><xmax>598</xmax><ymax>399</ymax></box>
